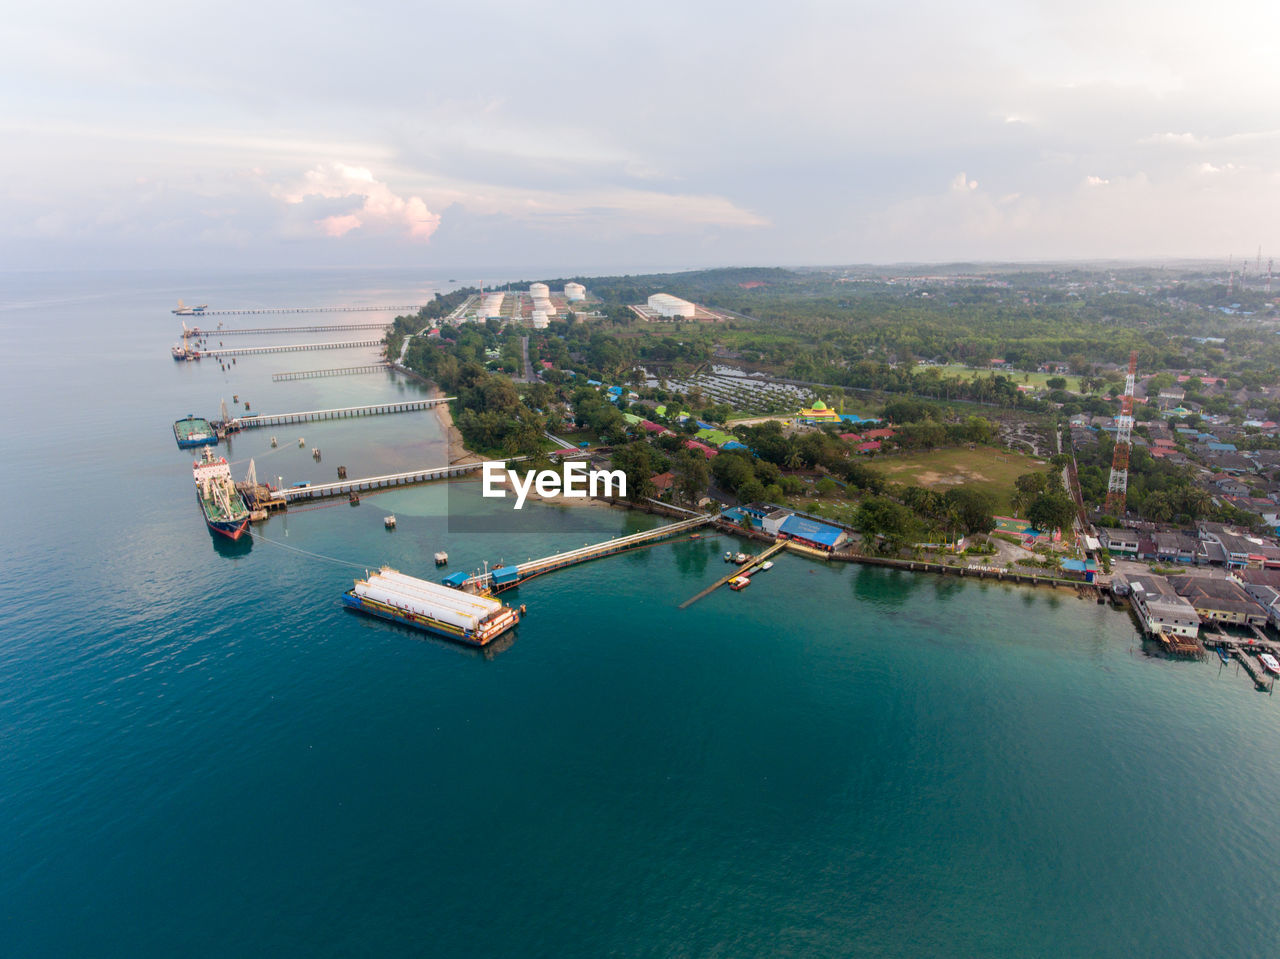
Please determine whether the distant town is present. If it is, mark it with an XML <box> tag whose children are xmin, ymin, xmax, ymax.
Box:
<box><xmin>382</xmin><ymin>261</ymin><xmax>1280</xmax><ymax>679</ymax></box>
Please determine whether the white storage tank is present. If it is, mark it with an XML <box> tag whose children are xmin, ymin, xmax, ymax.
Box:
<box><xmin>529</xmin><ymin>282</ymin><xmax>550</xmax><ymax>299</ymax></box>
<box><xmin>564</xmin><ymin>282</ymin><xmax>586</xmax><ymax>302</ymax></box>
<box><xmin>647</xmin><ymin>293</ymin><xmax>696</xmax><ymax>318</ymax></box>
<box><xmin>531</xmin><ymin>311</ymin><xmax>550</xmax><ymax>329</ymax></box>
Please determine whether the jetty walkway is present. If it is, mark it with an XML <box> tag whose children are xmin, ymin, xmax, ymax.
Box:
<box><xmin>197</xmin><ymin>340</ymin><xmax>383</xmax><ymax>358</ymax></box>
<box><xmin>272</xmin><ymin>364</ymin><xmax>391</xmax><ymax>381</ymax></box>
<box><xmin>678</xmin><ymin>540</ymin><xmax>787</xmax><ymax>608</ymax></box>
<box><xmin>227</xmin><ymin>398</ymin><xmax>453</xmax><ymax>430</ymax></box>
<box><xmin>464</xmin><ymin>515</ymin><xmax>715</xmax><ymax>592</ymax></box>
<box><xmin>281</xmin><ymin>461</ymin><xmax>486</xmax><ymax>503</ymax></box>
<box><xmin>190</xmin><ymin>322</ymin><xmax>390</xmax><ymax>335</ymax></box>
<box><xmin>179</xmin><ymin>305</ymin><xmax>421</xmax><ymax>317</ymax></box>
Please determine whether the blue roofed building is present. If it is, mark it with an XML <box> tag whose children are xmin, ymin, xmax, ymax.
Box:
<box><xmin>778</xmin><ymin>514</ymin><xmax>848</xmax><ymax>552</ymax></box>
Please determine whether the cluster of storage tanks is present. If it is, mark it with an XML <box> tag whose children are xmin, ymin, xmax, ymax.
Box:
<box><xmin>474</xmin><ymin>282</ymin><xmax>585</xmax><ymax>328</ymax></box>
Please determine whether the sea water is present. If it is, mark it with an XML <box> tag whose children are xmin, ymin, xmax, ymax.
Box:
<box><xmin>2</xmin><ymin>270</ymin><xmax>1279</xmax><ymax>958</ymax></box>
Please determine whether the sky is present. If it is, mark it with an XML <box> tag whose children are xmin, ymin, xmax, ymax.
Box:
<box><xmin>3</xmin><ymin>0</ymin><xmax>1279</xmax><ymax>272</ymax></box>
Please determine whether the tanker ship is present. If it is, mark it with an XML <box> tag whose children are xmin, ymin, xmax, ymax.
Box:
<box><xmin>193</xmin><ymin>448</ymin><xmax>250</xmax><ymax>540</ymax></box>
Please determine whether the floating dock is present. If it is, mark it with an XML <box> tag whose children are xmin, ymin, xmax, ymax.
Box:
<box><xmin>272</xmin><ymin>364</ymin><xmax>392</xmax><ymax>381</ymax></box>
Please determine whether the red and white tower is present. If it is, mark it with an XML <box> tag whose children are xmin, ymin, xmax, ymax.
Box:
<box><xmin>1105</xmin><ymin>350</ymin><xmax>1138</xmax><ymax>516</ymax></box>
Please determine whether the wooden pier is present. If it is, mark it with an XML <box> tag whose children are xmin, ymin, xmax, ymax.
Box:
<box><xmin>225</xmin><ymin>398</ymin><xmax>453</xmax><ymax>430</ymax></box>
<box><xmin>196</xmin><ymin>339</ymin><xmax>383</xmax><ymax>358</ymax></box>
<box><xmin>678</xmin><ymin>541</ymin><xmax>787</xmax><ymax>608</ymax></box>
<box><xmin>1233</xmin><ymin>649</ymin><xmax>1275</xmax><ymax>691</ymax></box>
<box><xmin>272</xmin><ymin>364</ymin><xmax>392</xmax><ymax>382</ymax></box>
<box><xmin>463</xmin><ymin>515</ymin><xmax>715</xmax><ymax>592</ymax></box>
<box><xmin>191</xmin><ymin>322</ymin><xmax>391</xmax><ymax>335</ymax></box>
<box><xmin>280</xmin><ymin>461</ymin><xmax>487</xmax><ymax>502</ymax></box>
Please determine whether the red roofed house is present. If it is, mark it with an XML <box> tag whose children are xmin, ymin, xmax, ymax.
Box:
<box><xmin>839</xmin><ymin>432</ymin><xmax>863</xmax><ymax>443</ymax></box>
<box><xmin>650</xmin><ymin>471</ymin><xmax>675</xmax><ymax>494</ymax></box>
<box><xmin>862</xmin><ymin>428</ymin><xmax>896</xmax><ymax>440</ymax></box>
<box><xmin>684</xmin><ymin>440</ymin><xmax>718</xmax><ymax>459</ymax></box>
<box><xmin>857</xmin><ymin>441</ymin><xmax>882</xmax><ymax>453</ymax></box>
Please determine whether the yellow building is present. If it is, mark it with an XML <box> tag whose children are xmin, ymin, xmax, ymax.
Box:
<box><xmin>798</xmin><ymin>399</ymin><xmax>840</xmax><ymax>422</ymax></box>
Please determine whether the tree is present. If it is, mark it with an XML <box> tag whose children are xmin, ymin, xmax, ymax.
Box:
<box><xmin>1027</xmin><ymin>491</ymin><xmax>1075</xmax><ymax>533</ymax></box>
<box><xmin>943</xmin><ymin>487</ymin><xmax>996</xmax><ymax>535</ymax></box>
<box><xmin>673</xmin><ymin>450</ymin><xmax>710</xmax><ymax>504</ymax></box>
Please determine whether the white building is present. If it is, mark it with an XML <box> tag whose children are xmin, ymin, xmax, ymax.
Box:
<box><xmin>564</xmin><ymin>282</ymin><xmax>586</xmax><ymax>302</ymax></box>
<box><xmin>1127</xmin><ymin>575</ymin><xmax>1201</xmax><ymax>638</ymax></box>
<box><xmin>647</xmin><ymin>293</ymin><xmax>696</xmax><ymax>318</ymax></box>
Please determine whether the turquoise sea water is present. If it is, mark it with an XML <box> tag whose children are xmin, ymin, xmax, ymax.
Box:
<box><xmin>2</xmin><ymin>270</ymin><xmax>1279</xmax><ymax>957</ymax></box>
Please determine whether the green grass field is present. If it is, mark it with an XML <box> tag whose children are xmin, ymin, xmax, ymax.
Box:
<box><xmin>869</xmin><ymin>445</ymin><xmax>1051</xmax><ymax>513</ymax></box>
<box><xmin>926</xmin><ymin>365</ymin><xmax>1083</xmax><ymax>392</ymax></box>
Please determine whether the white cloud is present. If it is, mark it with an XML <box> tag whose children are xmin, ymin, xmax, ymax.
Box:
<box><xmin>1085</xmin><ymin>175</ymin><xmax>1109</xmax><ymax>186</ymax></box>
<box><xmin>950</xmin><ymin>172</ymin><xmax>979</xmax><ymax>192</ymax></box>
<box><xmin>273</xmin><ymin>164</ymin><xmax>441</xmax><ymax>241</ymax></box>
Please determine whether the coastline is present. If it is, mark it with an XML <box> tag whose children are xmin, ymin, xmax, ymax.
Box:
<box><xmin>429</xmin><ymin>387</ymin><xmax>482</xmax><ymax>466</ymax></box>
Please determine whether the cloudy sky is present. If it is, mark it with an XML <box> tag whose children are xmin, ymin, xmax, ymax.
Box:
<box><xmin>3</xmin><ymin>0</ymin><xmax>1278</xmax><ymax>271</ymax></box>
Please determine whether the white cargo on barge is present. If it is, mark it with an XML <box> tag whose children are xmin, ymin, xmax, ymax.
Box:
<box><xmin>342</xmin><ymin>567</ymin><xmax>521</xmax><ymax>646</ymax></box>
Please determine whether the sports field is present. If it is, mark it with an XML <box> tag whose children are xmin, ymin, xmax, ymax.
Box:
<box><xmin>870</xmin><ymin>446</ymin><xmax>1050</xmax><ymax>513</ymax></box>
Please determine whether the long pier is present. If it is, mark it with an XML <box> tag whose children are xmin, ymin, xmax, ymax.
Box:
<box><xmin>196</xmin><ymin>340</ymin><xmax>383</xmax><ymax>358</ymax></box>
<box><xmin>281</xmin><ymin>461</ymin><xmax>486</xmax><ymax>502</ymax></box>
<box><xmin>190</xmin><ymin>322</ymin><xmax>391</xmax><ymax>336</ymax></box>
<box><xmin>463</xmin><ymin>515</ymin><xmax>715</xmax><ymax>592</ymax></box>
<box><xmin>679</xmin><ymin>541</ymin><xmax>787</xmax><ymax>608</ymax></box>
<box><xmin>272</xmin><ymin>364</ymin><xmax>391</xmax><ymax>382</ymax></box>
<box><xmin>177</xmin><ymin>305</ymin><xmax>422</xmax><ymax>317</ymax></box>
<box><xmin>227</xmin><ymin>398</ymin><xmax>454</xmax><ymax>429</ymax></box>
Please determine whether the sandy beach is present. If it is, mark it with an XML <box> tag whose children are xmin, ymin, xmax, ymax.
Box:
<box><xmin>429</xmin><ymin>386</ymin><xmax>483</xmax><ymax>465</ymax></box>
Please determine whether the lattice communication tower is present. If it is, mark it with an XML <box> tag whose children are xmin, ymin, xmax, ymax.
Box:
<box><xmin>1104</xmin><ymin>350</ymin><xmax>1138</xmax><ymax>516</ymax></box>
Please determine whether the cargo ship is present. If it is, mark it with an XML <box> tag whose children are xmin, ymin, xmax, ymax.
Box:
<box><xmin>173</xmin><ymin>415</ymin><xmax>217</xmax><ymax>449</ymax></box>
<box><xmin>193</xmin><ymin>448</ymin><xmax>251</xmax><ymax>540</ymax></box>
<box><xmin>343</xmin><ymin>567</ymin><xmax>521</xmax><ymax>646</ymax></box>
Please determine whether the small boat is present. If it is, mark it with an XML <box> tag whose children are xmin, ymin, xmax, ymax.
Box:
<box><xmin>729</xmin><ymin>576</ymin><xmax>750</xmax><ymax>591</ymax></box>
<box><xmin>1261</xmin><ymin>652</ymin><xmax>1280</xmax><ymax>676</ymax></box>
<box><xmin>270</xmin><ymin>436</ymin><xmax>278</xmax><ymax>448</ymax></box>
<box><xmin>298</xmin><ymin>438</ymin><xmax>305</xmax><ymax>447</ymax></box>
<box><xmin>758</xmin><ymin>561</ymin><xmax>774</xmax><ymax>571</ymax></box>
<box><xmin>348</xmin><ymin>492</ymin><xmax>360</xmax><ymax>505</ymax></box>
<box><xmin>1216</xmin><ymin>646</ymin><xmax>1231</xmax><ymax>665</ymax></box>
<box><xmin>434</xmin><ymin>551</ymin><xmax>449</xmax><ymax>566</ymax></box>
<box><xmin>734</xmin><ymin>552</ymin><xmax>749</xmax><ymax>564</ymax></box>
<box><xmin>384</xmin><ymin>515</ymin><xmax>397</xmax><ymax>529</ymax></box>
<box><xmin>724</xmin><ymin>551</ymin><xmax>733</xmax><ymax>562</ymax></box>
<box><xmin>312</xmin><ymin>448</ymin><xmax>321</xmax><ymax>460</ymax></box>
<box><xmin>689</xmin><ymin>533</ymin><xmax>701</xmax><ymax>540</ymax></box>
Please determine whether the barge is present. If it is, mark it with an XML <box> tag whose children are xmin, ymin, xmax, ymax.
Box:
<box><xmin>174</xmin><ymin>415</ymin><xmax>218</xmax><ymax>449</ymax></box>
<box><xmin>343</xmin><ymin>567</ymin><xmax>521</xmax><ymax>646</ymax></box>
